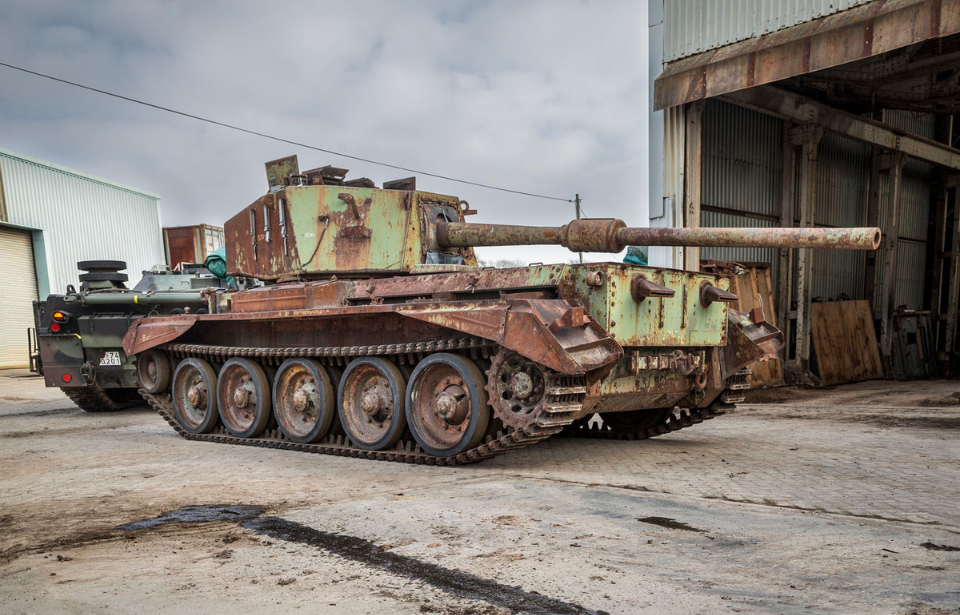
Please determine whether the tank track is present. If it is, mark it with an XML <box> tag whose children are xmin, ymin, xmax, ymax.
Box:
<box><xmin>139</xmin><ymin>337</ymin><xmax>587</xmax><ymax>466</ymax></box>
<box><xmin>63</xmin><ymin>385</ymin><xmax>126</xmax><ymax>412</ymax></box>
<box><xmin>559</xmin><ymin>368</ymin><xmax>752</xmax><ymax>441</ymax></box>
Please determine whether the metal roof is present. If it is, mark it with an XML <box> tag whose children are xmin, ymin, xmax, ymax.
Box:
<box><xmin>663</xmin><ymin>0</ymin><xmax>875</xmax><ymax>63</ymax></box>
<box><xmin>0</xmin><ymin>147</ymin><xmax>165</xmax><ymax>298</ymax></box>
<box><xmin>0</xmin><ymin>146</ymin><xmax>160</xmax><ymax>200</ymax></box>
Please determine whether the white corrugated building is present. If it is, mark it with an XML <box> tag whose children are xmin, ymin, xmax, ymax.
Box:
<box><xmin>648</xmin><ymin>0</ymin><xmax>960</xmax><ymax>382</ymax></box>
<box><xmin>0</xmin><ymin>147</ymin><xmax>165</xmax><ymax>368</ymax></box>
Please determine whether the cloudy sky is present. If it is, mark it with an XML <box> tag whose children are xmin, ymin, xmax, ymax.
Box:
<box><xmin>0</xmin><ymin>0</ymin><xmax>648</xmax><ymax>265</ymax></box>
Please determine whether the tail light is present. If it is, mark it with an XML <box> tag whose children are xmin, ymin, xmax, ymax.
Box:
<box><xmin>50</xmin><ymin>310</ymin><xmax>70</xmax><ymax>332</ymax></box>
<box><xmin>62</xmin><ymin>374</ymin><xmax>72</xmax><ymax>383</ymax></box>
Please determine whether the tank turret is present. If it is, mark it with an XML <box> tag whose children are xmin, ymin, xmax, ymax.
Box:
<box><xmin>225</xmin><ymin>155</ymin><xmax>879</xmax><ymax>282</ymax></box>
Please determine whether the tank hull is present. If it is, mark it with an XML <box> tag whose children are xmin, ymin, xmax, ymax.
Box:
<box><xmin>125</xmin><ymin>263</ymin><xmax>780</xmax><ymax>463</ymax></box>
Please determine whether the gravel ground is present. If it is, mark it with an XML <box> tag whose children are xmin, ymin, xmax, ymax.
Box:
<box><xmin>1</xmin><ymin>369</ymin><xmax>958</xmax><ymax>614</ymax></box>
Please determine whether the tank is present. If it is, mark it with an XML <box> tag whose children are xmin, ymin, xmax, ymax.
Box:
<box><xmin>122</xmin><ymin>155</ymin><xmax>881</xmax><ymax>465</ymax></box>
<box><xmin>32</xmin><ymin>260</ymin><xmax>231</xmax><ymax>412</ymax></box>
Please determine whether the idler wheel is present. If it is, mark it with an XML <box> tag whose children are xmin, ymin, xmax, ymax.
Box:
<box><xmin>137</xmin><ymin>349</ymin><xmax>171</xmax><ymax>394</ymax></box>
<box><xmin>486</xmin><ymin>349</ymin><xmax>548</xmax><ymax>431</ymax></box>
<box><xmin>171</xmin><ymin>358</ymin><xmax>219</xmax><ymax>434</ymax></box>
<box><xmin>406</xmin><ymin>353</ymin><xmax>490</xmax><ymax>457</ymax></box>
<box><xmin>273</xmin><ymin>358</ymin><xmax>336</xmax><ymax>444</ymax></box>
<box><xmin>338</xmin><ymin>357</ymin><xmax>407</xmax><ymax>451</ymax></box>
<box><xmin>217</xmin><ymin>358</ymin><xmax>271</xmax><ymax>438</ymax></box>
<box><xmin>600</xmin><ymin>409</ymin><xmax>671</xmax><ymax>434</ymax></box>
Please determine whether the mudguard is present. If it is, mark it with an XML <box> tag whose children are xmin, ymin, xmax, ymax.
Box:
<box><xmin>398</xmin><ymin>298</ymin><xmax>622</xmax><ymax>374</ymax></box>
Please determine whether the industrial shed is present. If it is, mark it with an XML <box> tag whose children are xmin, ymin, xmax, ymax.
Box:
<box><xmin>648</xmin><ymin>0</ymin><xmax>960</xmax><ymax>383</ymax></box>
<box><xmin>0</xmin><ymin>148</ymin><xmax>165</xmax><ymax>368</ymax></box>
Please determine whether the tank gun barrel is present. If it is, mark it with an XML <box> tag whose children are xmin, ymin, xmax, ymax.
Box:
<box><xmin>436</xmin><ymin>219</ymin><xmax>881</xmax><ymax>252</ymax></box>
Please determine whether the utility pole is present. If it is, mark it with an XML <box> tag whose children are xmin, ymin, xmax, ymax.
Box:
<box><xmin>575</xmin><ymin>193</ymin><xmax>583</xmax><ymax>264</ymax></box>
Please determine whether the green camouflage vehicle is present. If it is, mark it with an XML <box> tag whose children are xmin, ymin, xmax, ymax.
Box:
<box><xmin>32</xmin><ymin>260</ymin><xmax>230</xmax><ymax>411</ymax></box>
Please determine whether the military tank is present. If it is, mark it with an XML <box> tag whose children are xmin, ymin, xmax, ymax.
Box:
<box><xmin>122</xmin><ymin>155</ymin><xmax>880</xmax><ymax>465</ymax></box>
<box><xmin>33</xmin><ymin>260</ymin><xmax>231</xmax><ymax>412</ymax></box>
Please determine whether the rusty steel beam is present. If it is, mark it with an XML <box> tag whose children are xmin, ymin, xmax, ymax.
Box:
<box><xmin>437</xmin><ymin>219</ymin><xmax>881</xmax><ymax>253</ymax></box>
<box><xmin>723</xmin><ymin>86</ymin><xmax>960</xmax><ymax>170</ymax></box>
<box><xmin>943</xmin><ymin>180</ymin><xmax>960</xmax><ymax>358</ymax></box>
<box><xmin>684</xmin><ymin>100</ymin><xmax>705</xmax><ymax>272</ymax></box>
<box><xmin>795</xmin><ymin>127</ymin><xmax>823</xmax><ymax>368</ymax></box>
<box><xmin>653</xmin><ymin>0</ymin><xmax>960</xmax><ymax>111</ymax></box>
<box><xmin>777</xmin><ymin>120</ymin><xmax>798</xmax><ymax>358</ymax></box>
<box><xmin>879</xmin><ymin>152</ymin><xmax>907</xmax><ymax>375</ymax></box>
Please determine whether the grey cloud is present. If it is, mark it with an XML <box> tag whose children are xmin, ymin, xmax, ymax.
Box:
<box><xmin>0</xmin><ymin>0</ymin><xmax>648</xmax><ymax>264</ymax></box>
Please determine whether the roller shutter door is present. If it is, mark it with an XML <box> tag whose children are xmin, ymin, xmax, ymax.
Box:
<box><xmin>0</xmin><ymin>227</ymin><xmax>39</xmax><ymax>369</ymax></box>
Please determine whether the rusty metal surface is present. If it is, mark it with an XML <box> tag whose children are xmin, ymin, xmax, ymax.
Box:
<box><xmin>654</xmin><ymin>0</ymin><xmax>960</xmax><ymax>111</ymax></box>
<box><xmin>397</xmin><ymin>299</ymin><xmax>622</xmax><ymax>374</ymax></box>
<box><xmin>122</xmin><ymin>316</ymin><xmax>198</xmax><ymax>356</ymax></box>
<box><xmin>265</xmin><ymin>156</ymin><xmax>299</xmax><ymax>190</ymax></box>
<box><xmin>440</xmin><ymin>219</ymin><xmax>881</xmax><ymax>252</ymax></box>
<box><xmin>630</xmin><ymin>276</ymin><xmax>676</xmax><ymax>302</ymax></box>
<box><xmin>722</xmin><ymin>310</ymin><xmax>784</xmax><ymax>380</ymax></box>
<box><xmin>436</xmin><ymin>221</ymin><xmax>563</xmax><ymax>247</ymax></box>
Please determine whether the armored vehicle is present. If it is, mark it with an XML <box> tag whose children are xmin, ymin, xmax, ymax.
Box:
<box><xmin>32</xmin><ymin>260</ymin><xmax>229</xmax><ymax>411</ymax></box>
<box><xmin>123</xmin><ymin>155</ymin><xmax>880</xmax><ymax>465</ymax></box>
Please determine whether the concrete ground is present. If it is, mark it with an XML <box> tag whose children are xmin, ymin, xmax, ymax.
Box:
<box><xmin>0</xmin><ymin>369</ymin><xmax>957</xmax><ymax>614</ymax></box>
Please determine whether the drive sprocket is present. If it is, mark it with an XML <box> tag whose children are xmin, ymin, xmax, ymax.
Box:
<box><xmin>485</xmin><ymin>349</ymin><xmax>585</xmax><ymax>434</ymax></box>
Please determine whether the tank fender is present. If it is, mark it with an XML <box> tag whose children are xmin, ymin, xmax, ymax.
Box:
<box><xmin>721</xmin><ymin>309</ymin><xmax>783</xmax><ymax>380</ymax></box>
<box><xmin>122</xmin><ymin>315</ymin><xmax>199</xmax><ymax>356</ymax></box>
<box><xmin>397</xmin><ymin>298</ymin><xmax>622</xmax><ymax>375</ymax></box>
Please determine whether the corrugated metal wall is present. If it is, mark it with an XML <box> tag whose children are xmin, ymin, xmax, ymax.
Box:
<box><xmin>664</xmin><ymin>0</ymin><xmax>874</xmax><ymax>62</ymax></box>
<box><xmin>874</xmin><ymin>157</ymin><xmax>934</xmax><ymax>312</ymax></box>
<box><xmin>649</xmin><ymin>105</ymin><xmax>687</xmax><ymax>268</ymax></box>
<box><xmin>0</xmin><ymin>149</ymin><xmax>165</xmax><ymax>298</ymax></box>
<box><xmin>812</xmin><ymin>132</ymin><xmax>871</xmax><ymax>302</ymax></box>
<box><xmin>868</xmin><ymin>111</ymin><xmax>935</xmax><ymax>312</ymax></box>
<box><xmin>698</xmin><ymin>101</ymin><xmax>936</xmax><ymax>315</ymax></box>
<box><xmin>701</xmin><ymin>100</ymin><xmax>781</xmax><ymax>282</ymax></box>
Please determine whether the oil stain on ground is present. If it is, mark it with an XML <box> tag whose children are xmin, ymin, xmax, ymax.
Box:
<box><xmin>244</xmin><ymin>516</ymin><xmax>605</xmax><ymax>615</ymax></box>
<box><xmin>116</xmin><ymin>505</ymin><xmax>264</xmax><ymax>530</ymax></box>
<box><xmin>118</xmin><ymin>505</ymin><xmax>605</xmax><ymax>615</ymax></box>
<box><xmin>637</xmin><ymin>516</ymin><xmax>706</xmax><ymax>533</ymax></box>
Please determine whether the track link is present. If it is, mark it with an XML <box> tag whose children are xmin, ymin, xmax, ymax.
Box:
<box><xmin>141</xmin><ymin>338</ymin><xmax>587</xmax><ymax>466</ymax></box>
<box><xmin>559</xmin><ymin>368</ymin><xmax>752</xmax><ymax>441</ymax></box>
<box><xmin>63</xmin><ymin>385</ymin><xmax>126</xmax><ymax>412</ymax></box>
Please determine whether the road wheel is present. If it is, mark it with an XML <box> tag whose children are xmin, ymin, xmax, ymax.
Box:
<box><xmin>273</xmin><ymin>358</ymin><xmax>336</xmax><ymax>444</ymax></box>
<box><xmin>172</xmin><ymin>358</ymin><xmax>219</xmax><ymax>434</ymax></box>
<box><xmin>217</xmin><ymin>358</ymin><xmax>271</xmax><ymax>438</ymax></box>
<box><xmin>406</xmin><ymin>353</ymin><xmax>490</xmax><ymax>457</ymax></box>
<box><xmin>338</xmin><ymin>357</ymin><xmax>407</xmax><ymax>451</ymax></box>
<box><xmin>137</xmin><ymin>349</ymin><xmax>171</xmax><ymax>394</ymax></box>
